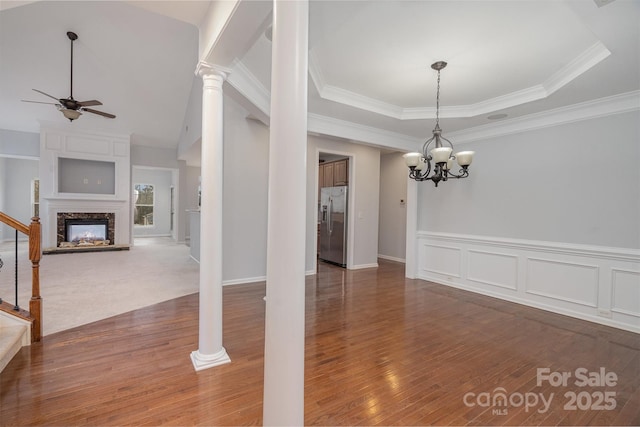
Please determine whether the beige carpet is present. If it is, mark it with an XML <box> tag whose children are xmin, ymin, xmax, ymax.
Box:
<box><xmin>0</xmin><ymin>237</ymin><xmax>199</xmax><ymax>336</ymax></box>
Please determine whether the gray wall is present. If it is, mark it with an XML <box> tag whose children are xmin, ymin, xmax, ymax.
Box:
<box><xmin>0</xmin><ymin>157</ymin><xmax>5</xmax><ymax>241</ymax></box>
<box><xmin>222</xmin><ymin>95</ymin><xmax>270</xmax><ymax>282</ymax></box>
<box><xmin>1</xmin><ymin>157</ymin><xmax>39</xmax><ymax>241</ymax></box>
<box><xmin>307</xmin><ymin>135</ymin><xmax>381</xmax><ymax>270</ymax></box>
<box><xmin>132</xmin><ymin>168</ymin><xmax>173</xmax><ymax>237</ymax></box>
<box><xmin>379</xmin><ymin>152</ymin><xmax>407</xmax><ymax>261</ymax></box>
<box><xmin>0</xmin><ymin>129</ymin><xmax>39</xmax><ymax>158</ymax></box>
<box><xmin>131</xmin><ymin>144</ymin><xmax>180</xmax><ymax>169</ymax></box>
<box><xmin>417</xmin><ymin>111</ymin><xmax>640</xmax><ymax>249</ymax></box>
<box><xmin>180</xmin><ymin>163</ymin><xmax>201</xmax><ymax>243</ymax></box>
<box><xmin>218</xmin><ymin>95</ymin><xmax>383</xmax><ymax>282</ymax></box>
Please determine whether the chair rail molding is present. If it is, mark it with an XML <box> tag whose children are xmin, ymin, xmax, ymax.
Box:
<box><xmin>415</xmin><ymin>231</ymin><xmax>640</xmax><ymax>333</ymax></box>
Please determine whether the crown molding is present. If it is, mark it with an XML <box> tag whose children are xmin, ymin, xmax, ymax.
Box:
<box><xmin>226</xmin><ymin>59</ymin><xmax>271</xmax><ymax>116</ymax></box>
<box><xmin>449</xmin><ymin>90</ymin><xmax>640</xmax><ymax>144</ymax></box>
<box><xmin>308</xmin><ymin>50</ymin><xmax>326</xmax><ymax>96</ymax></box>
<box><xmin>221</xmin><ymin>59</ymin><xmax>637</xmax><ymax>152</ymax></box>
<box><xmin>308</xmin><ymin>41</ymin><xmax>611</xmax><ymax>120</ymax></box>
<box><xmin>543</xmin><ymin>41</ymin><xmax>610</xmax><ymax>95</ymax></box>
<box><xmin>308</xmin><ymin>113</ymin><xmax>420</xmax><ymax>152</ymax></box>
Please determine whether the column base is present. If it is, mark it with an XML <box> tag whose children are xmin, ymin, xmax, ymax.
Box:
<box><xmin>190</xmin><ymin>347</ymin><xmax>231</xmax><ymax>371</ymax></box>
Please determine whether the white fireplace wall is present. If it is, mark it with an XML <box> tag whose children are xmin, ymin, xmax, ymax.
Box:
<box><xmin>39</xmin><ymin>126</ymin><xmax>131</xmax><ymax>249</ymax></box>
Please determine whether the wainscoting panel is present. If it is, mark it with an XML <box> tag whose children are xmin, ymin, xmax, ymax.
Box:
<box><xmin>468</xmin><ymin>250</ymin><xmax>518</xmax><ymax>290</ymax></box>
<box><xmin>611</xmin><ymin>269</ymin><xmax>640</xmax><ymax>317</ymax></box>
<box><xmin>526</xmin><ymin>257</ymin><xmax>599</xmax><ymax>307</ymax></box>
<box><xmin>415</xmin><ymin>232</ymin><xmax>640</xmax><ymax>333</ymax></box>
<box><xmin>420</xmin><ymin>243</ymin><xmax>461</xmax><ymax>278</ymax></box>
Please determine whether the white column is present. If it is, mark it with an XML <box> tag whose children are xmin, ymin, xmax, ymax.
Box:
<box><xmin>263</xmin><ymin>1</ymin><xmax>309</xmax><ymax>425</ymax></box>
<box><xmin>190</xmin><ymin>62</ymin><xmax>231</xmax><ymax>371</ymax></box>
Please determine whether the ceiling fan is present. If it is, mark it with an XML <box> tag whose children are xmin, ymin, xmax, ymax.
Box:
<box><xmin>22</xmin><ymin>31</ymin><xmax>116</xmax><ymax>122</ymax></box>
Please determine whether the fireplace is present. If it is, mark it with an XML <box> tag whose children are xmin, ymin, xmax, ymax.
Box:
<box><xmin>57</xmin><ymin>212</ymin><xmax>115</xmax><ymax>248</ymax></box>
<box><xmin>65</xmin><ymin>219</ymin><xmax>109</xmax><ymax>243</ymax></box>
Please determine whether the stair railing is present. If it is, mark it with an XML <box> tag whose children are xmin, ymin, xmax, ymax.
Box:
<box><xmin>0</xmin><ymin>213</ymin><xmax>42</xmax><ymax>342</ymax></box>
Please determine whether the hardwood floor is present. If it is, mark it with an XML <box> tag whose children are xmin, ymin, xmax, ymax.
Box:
<box><xmin>1</xmin><ymin>260</ymin><xmax>639</xmax><ymax>426</ymax></box>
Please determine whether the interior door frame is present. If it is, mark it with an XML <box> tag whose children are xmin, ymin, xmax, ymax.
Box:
<box><xmin>314</xmin><ymin>148</ymin><xmax>355</xmax><ymax>271</ymax></box>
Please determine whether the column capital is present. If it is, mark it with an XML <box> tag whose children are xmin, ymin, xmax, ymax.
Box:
<box><xmin>195</xmin><ymin>61</ymin><xmax>231</xmax><ymax>80</ymax></box>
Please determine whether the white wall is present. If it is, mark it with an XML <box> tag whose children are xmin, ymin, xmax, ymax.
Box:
<box><xmin>39</xmin><ymin>127</ymin><xmax>131</xmax><ymax>248</ymax></box>
<box><xmin>181</xmin><ymin>164</ymin><xmax>201</xmax><ymax>243</ymax></box>
<box><xmin>418</xmin><ymin>111</ymin><xmax>640</xmax><ymax>249</ymax></box>
<box><xmin>378</xmin><ymin>152</ymin><xmax>407</xmax><ymax>262</ymax></box>
<box><xmin>412</xmin><ymin>110</ymin><xmax>640</xmax><ymax>332</ymax></box>
<box><xmin>217</xmin><ymin>96</ymin><xmax>383</xmax><ymax>283</ymax></box>
<box><xmin>131</xmin><ymin>145</ymin><xmax>180</xmax><ymax>169</ymax></box>
<box><xmin>0</xmin><ymin>129</ymin><xmax>39</xmax><ymax>158</ymax></box>
<box><xmin>132</xmin><ymin>168</ymin><xmax>173</xmax><ymax>237</ymax></box>
<box><xmin>177</xmin><ymin>77</ymin><xmax>204</xmax><ymax>163</ymax></box>
<box><xmin>306</xmin><ymin>135</ymin><xmax>381</xmax><ymax>271</ymax></box>
<box><xmin>221</xmin><ymin>95</ymin><xmax>270</xmax><ymax>283</ymax></box>
<box><xmin>1</xmin><ymin>158</ymin><xmax>39</xmax><ymax>241</ymax></box>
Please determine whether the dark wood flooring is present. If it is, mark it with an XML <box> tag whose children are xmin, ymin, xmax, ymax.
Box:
<box><xmin>1</xmin><ymin>260</ymin><xmax>639</xmax><ymax>425</ymax></box>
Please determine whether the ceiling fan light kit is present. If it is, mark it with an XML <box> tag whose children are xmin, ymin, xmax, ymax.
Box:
<box><xmin>21</xmin><ymin>31</ymin><xmax>116</xmax><ymax>122</ymax></box>
<box><xmin>404</xmin><ymin>61</ymin><xmax>474</xmax><ymax>187</ymax></box>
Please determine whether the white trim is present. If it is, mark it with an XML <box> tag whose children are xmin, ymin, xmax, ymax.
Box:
<box><xmin>350</xmin><ymin>263</ymin><xmax>379</xmax><ymax>270</ymax></box>
<box><xmin>223</xmin><ymin>276</ymin><xmax>267</xmax><ymax>286</ymax></box>
<box><xmin>190</xmin><ymin>348</ymin><xmax>231</xmax><ymax>371</ymax></box>
<box><xmin>525</xmin><ymin>257</ymin><xmax>600</xmax><ymax>308</ymax></box>
<box><xmin>449</xmin><ymin>90</ymin><xmax>640</xmax><ymax>144</ymax></box>
<box><xmin>308</xmin><ymin>50</ymin><xmax>326</xmax><ymax>96</ymax></box>
<box><xmin>610</xmin><ymin>268</ymin><xmax>640</xmax><ymax>318</ymax></box>
<box><xmin>415</xmin><ymin>232</ymin><xmax>640</xmax><ymax>333</ymax></box>
<box><xmin>223</xmin><ymin>59</ymin><xmax>638</xmax><ymax>154</ymax></box>
<box><xmin>419</xmin><ymin>231</ymin><xmax>640</xmax><ymax>263</ymax></box>
<box><xmin>308</xmin><ymin>113</ymin><xmax>420</xmax><ymax>152</ymax></box>
<box><xmin>418</xmin><ymin>273</ymin><xmax>640</xmax><ymax>334</ymax></box>
<box><xmin>378</xmin><ymin>254</ymin><xmax>406</xmax><ymax>264</ymax></box>
<box><xmin>306</xmin><ymin>42</ymin><xmax>610</xmax><ymax>120</ymax></box>
<box><xmin>467</xmin><ymin>249</ymin><xmax>518</xmax><ymax>291</ymax></box>
<box><xmin>228</xmin><ymin>59</ymin><xmax>271</xmax><ymax>116</ymax></box>
<box><xmin>0</xmin><ymin>154</ymin><xmax>39</xmax><ymax>161</ymax></box>
<box><xmin>543</xmin><ymin>42</ymin><xmax>611</xmax><ymax>95</ymax></box>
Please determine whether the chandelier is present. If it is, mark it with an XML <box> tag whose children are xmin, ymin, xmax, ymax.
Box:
<box><xmin>404</xmin><ymin>61</ymin><xmax>474</xmax><ymax>187</ymax></box>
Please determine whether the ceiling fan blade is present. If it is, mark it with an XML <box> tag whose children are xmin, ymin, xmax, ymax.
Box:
<box><xmin>22</xmin><ymin>100</ymin><xmax>60</xmax><ymax>106</ymax></box>
<box><xmin>82</xmin><ymin>107</ymin><xmax>116</xmax><ymax>119</ymax></box>
<box><xmin>77</xmin><ymin>100</ymin><xmax>103</xmax><ymax>107</ymax></box>
<box><xmin>32</xmin><ymin>89</ymin><xmax>62</xmax><ymax>102</ymax></box>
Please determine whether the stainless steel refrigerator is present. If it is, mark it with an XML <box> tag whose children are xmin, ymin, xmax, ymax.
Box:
<box><xmin>319</xmin><ymin>186</ymin><xmax>348</xmax><ymax>267</ymax></box>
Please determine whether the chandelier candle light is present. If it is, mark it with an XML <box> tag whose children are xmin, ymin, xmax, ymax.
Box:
<box><xmin>404</xmin><ymin>61</ymin><xmax>474</xmax><ymax>187</ymax></box>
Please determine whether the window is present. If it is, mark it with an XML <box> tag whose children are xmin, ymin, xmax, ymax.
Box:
<box><xmin>31</xmin><ymin>179</ymin><xmax>40</xmax><ymax>217</ymax></box>
<box><xmin>134</xmin><ymin>184</ymin><xmax>154</xmax><ymax>226</ymax></box>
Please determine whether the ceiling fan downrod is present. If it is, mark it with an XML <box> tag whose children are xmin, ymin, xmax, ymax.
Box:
<box><xmin>67</xmin><ymin>31</ymin><xmax>78</xmax><ymax>100</ymax></box>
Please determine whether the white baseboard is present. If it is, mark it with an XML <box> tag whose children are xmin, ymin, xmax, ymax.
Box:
<box><xmin>223</xmin><ymin>276</ymin><xmax>266</xmax><ymax>286</ymax></box>
<box><xmin>350</xmin><ymin>263</ymin><xmax>379</xmax><ymax>270</ymax></box>
<box><xmin>378</xmin><ymin>254</ymin><xmax>406</xmax><ymax>263</ymax></box>
<box><xmin>413</xmin><ymin>232</ymin><xmax>640</xmax><ymax>333</ymax></box>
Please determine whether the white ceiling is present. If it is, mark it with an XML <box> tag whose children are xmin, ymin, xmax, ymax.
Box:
<box><xmin>0</xmin><ymin>1</ymin><xmax>638</xmax><ymax>151</ymax></box>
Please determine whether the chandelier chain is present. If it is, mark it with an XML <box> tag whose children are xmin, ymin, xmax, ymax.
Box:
<box><xmin>435</xmin><ymin>69</ymin><xmax>441</xmax><ymax>128</ymax></box>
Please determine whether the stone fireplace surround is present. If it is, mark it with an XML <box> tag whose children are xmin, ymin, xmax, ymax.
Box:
<box><xmin>57</xmin><ymin>212</ymin><xmax>115</xmax><ymax>247</ymax></box>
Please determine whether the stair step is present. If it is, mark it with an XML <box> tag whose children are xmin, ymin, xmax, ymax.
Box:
<box><xmin>0</xmin><ymin>324</ymin><xmax>28</xmax><ymax>373</ymax></box>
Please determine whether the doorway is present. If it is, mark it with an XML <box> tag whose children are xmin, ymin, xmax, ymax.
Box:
<box><xmin>317</xmin><ymin>152</ymin><xmax>351</xmax><ymax>268</ymax></box>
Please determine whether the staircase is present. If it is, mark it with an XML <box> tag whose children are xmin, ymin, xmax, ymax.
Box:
<box><xmin>0</xmin><ymin>311</ymin><xmax>30</xmax><ymax>372</ymax></box>
<box><xmin>0</xmin><ymin>212</ymin><xmax>42</xmax><ymax>372</ymax></box>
